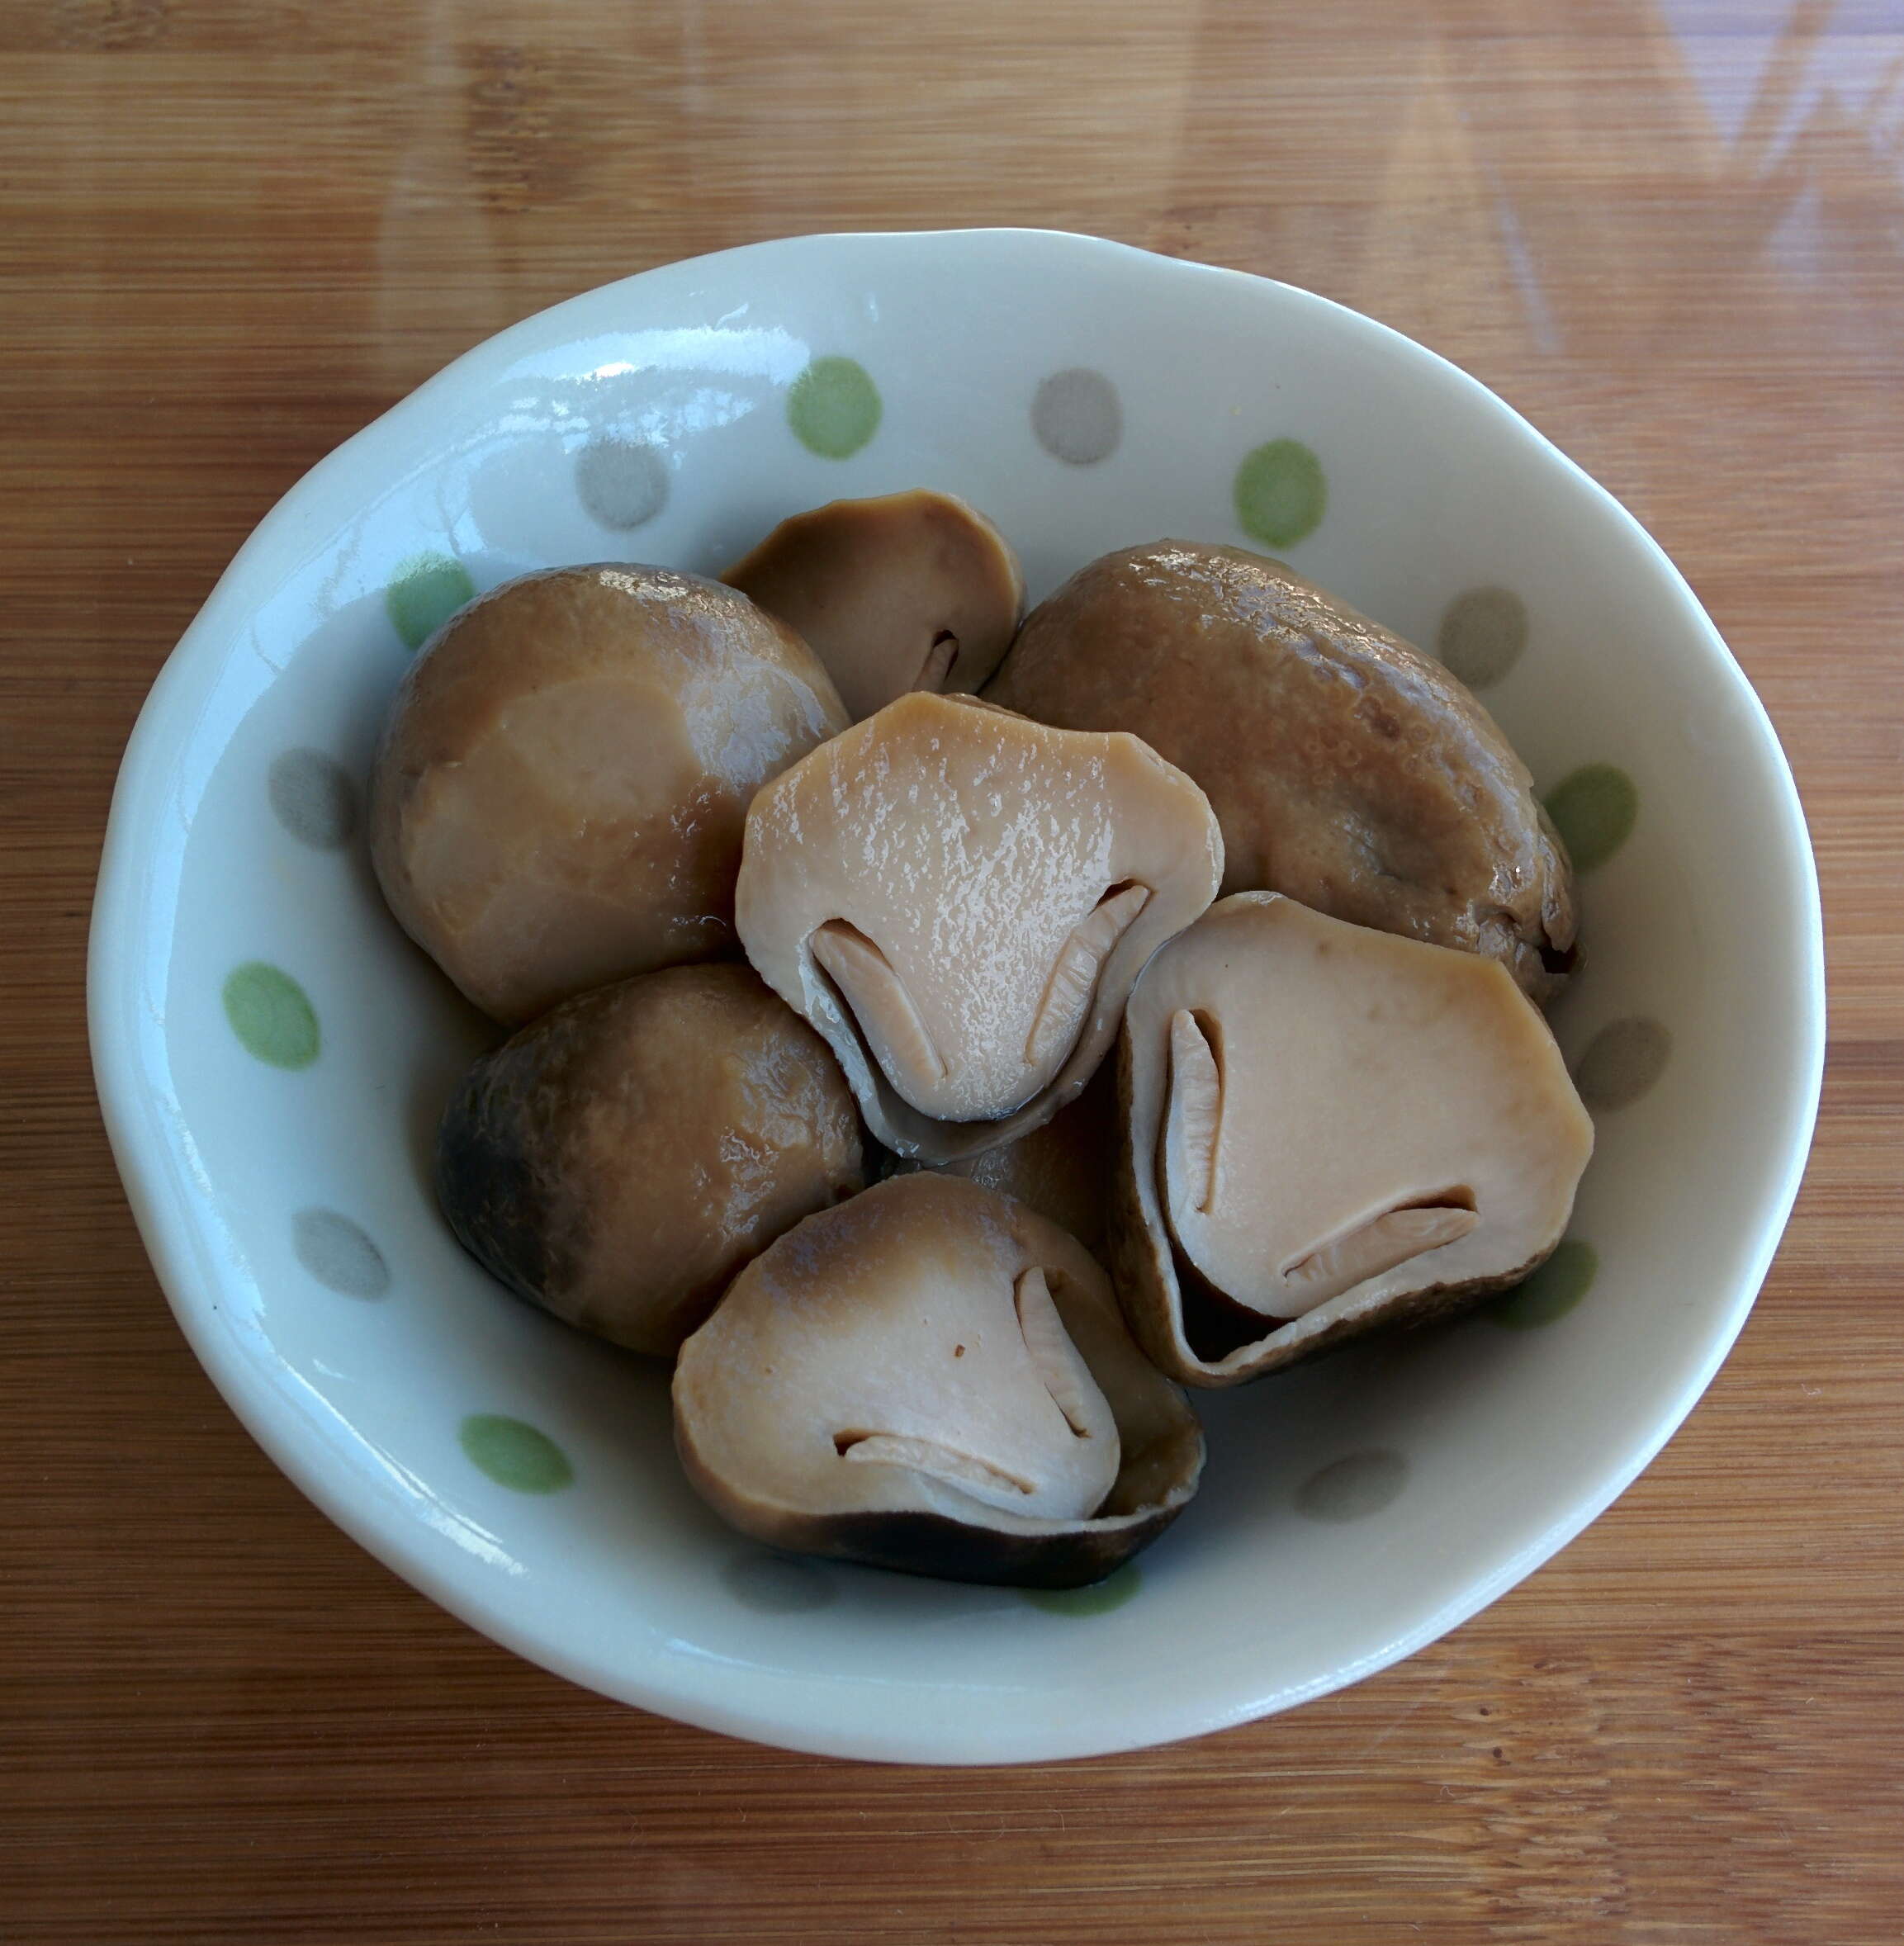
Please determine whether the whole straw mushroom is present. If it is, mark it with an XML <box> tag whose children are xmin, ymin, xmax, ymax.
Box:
<box><xmin>437</xmin><ymin>964</ymin><xmax>864</xmax><ymax>1357</ymax></box>
<box><xmin>736</xmin><ymin>691</ymin><xmax>1223</xmax><ymax>1163</ymax></box>
<box><xmin>1111</xmin><ymin>893</ymin><xmax>1594</xmax><ymax>1385</ymax></box>
<box><xmin>371</xmin><ymin>563</ymin><xmax>847</xmax><ymax>1025</ymax></box>
<box><xmin>673</xmin><ymin>1172</ymin><xmax>1205</xmax><ymax>1588</ymax></box>
<box><xmin>724</xmin><ymin>490</ymin><xmax>1024</xmax><ymax>720</ymax></box>
<box><xmin>986</xmin><ymin>541</ymin><xmax>1577</xmax><ymax>1004</ymax></box>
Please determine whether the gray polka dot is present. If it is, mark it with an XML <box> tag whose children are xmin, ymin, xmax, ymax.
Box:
<box><xmin>292</xmin><ymin>1210</ymin><xmax>391</xmax><ymax>1300</ymax></box>
<box><xmin>268</xmin><ymin>749</ymin><xmax>357</xmax><ymax>850</ymax></box>
<box><xmin>1295</xmin><ymin>1449</ymin><xmax>1408</xmax><ymax>1522</ymax></box>
<box><xmin>1436</xmin><ymin>586</ymin><xmax>1528</xmax><ymax>689</ymax></box>
<box><xmin>575</xmin><ymin>438</ymin><xmax>669</xmax><ymax>530</ymax></box>
<box><xmin>1031</xmin><ymin>367</ymin><xmax>1121</xmax><ymax>465</ymax></box>
<box><xmin>722</xmin><ymin>1550</ymin><xmax>836</xmax><ymax>1614</ymax></box>
<box><xmin>1575</xmin><ymin>1017</ymin><xmax>1672</xmax><ymax>1111</ymax></box>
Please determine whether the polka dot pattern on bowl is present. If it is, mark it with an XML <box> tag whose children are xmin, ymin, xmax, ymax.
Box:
<box><xmin>1030</xmin><ymin>367</ymin><xmax>1121</xmax><ymax>464</ymax></box>
<box><xmin>223</xmin><ymin>962</ymin><xmax>320</xmax><ymax>1070</ymax></box>
<box><xmin>1024</xmin><ymin>1562</ymin><xmax>1143</xmax><ymax>1616</ymax></box>
<box><xmin>1488</xmin><ymin>1240</ymin><xmax>1598</xmax><ymax>1331</ymax></box>
<box><xmin>268</xmin><ymin>749</ymin><xmax>357</xmax><ymax>850</ymax></box>
<box><xmin>1544</xmin><ymin>764</ymin><xmax>1639</xmax><ymax>875</ymax></box>
<box><xmin>1295</xmin><ymin>1450</ymin><xmax>1409</xmax><ymax>1522</ymax></box>
<box><xmin>1234</xmin><ymin>438</ymin><xmax>1326</xmax><ymax>548</ymax></box>
<box><xmin>292</xmin><ymin>1210</ymin><xmax>391</xmax><ymax>1300</ymax></box>
<box><xmin>460</xmin><ymin>1414</ymin><xmax>575</xmax><ymax>1494</ymax></box>
<box><xmin>575</xmin><ymin>437</ymin><xmax>668</xmax><ymax>531</ymax></box>
<box><xmin>788</xmin><ymin>356</ymin><xmax>882</xmax><ymax>459</ymax></box>
<box><xmin>1575</xmin><ymin>1018</ymin><xmax>1673</xmax><ymax>1111</ymax></box>
<box><xmin>1436</xmin><ymin>586</ymin><xmax>1527</xmax><ymax>689</ymax></box>
<box><xmin>386</xmin><ymin>552</ymin><xmax>476</xmax><ymax>652</ymax></box>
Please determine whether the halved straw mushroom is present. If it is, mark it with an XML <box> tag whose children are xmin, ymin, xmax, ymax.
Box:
<box><xmin>735</xmin><ymin>691</ymin><xmax>1224</xmax><ymax>1163</ymax></box>
<box><xmin>986</xmin><ymin>541</ymin><xmax>1578</xmax><ymax>1003</ymax></box>
<box><xmin>673</xmin><ymin>1173</ymin><xmax>1205</xmax><ymax>1588</ymax></box>
<box><xmin>370</xmin><ymin>564</ymin><xmax>847</xmax><ymax>1025</ymax></box>
<box><xmin>1111</xmin><ymin>893</ymin><xmax>1594</xmax><ymax>1385</ymax></box>
<box><xmin>724</xmin><ymin>490</ymin><xmax>1024</xmax><ymax>720</ymax></box>
<box><xmin>436</xmin><ymin>965</ymin><xmax>864</xmax><ymax>1357</ymax></box>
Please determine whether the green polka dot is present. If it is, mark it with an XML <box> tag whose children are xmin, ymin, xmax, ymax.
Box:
<box><xmin>1025</xmin><ymin>1561</ymin><xmax>1142</xmax><ymax>1615</ymax></box>
<box><xmin>222</xmin><ymin>963</ymin><xmax>319</xmax><ymax>1069</ymax></box>
<box><xmin>459</xmin><ymin>1414</ymin><xmax>574</xmax><ymax>1494</ymax></box>
<box><xmin>1234</xmin><ymin>438</ymin><xmax>1326</xmax><ymax>548</ymax></box>
<box><xmin>787</xmin><ymin>356</ymin><xmax>881</xmax><ymax>459</ymax></box>
<box><xmin>1543</xmin><ymin>764</ymin><xmax>1638</xmax><ymax>875</ymax></box>
<box><xmin>386</xmin><ymin>552</ymin><xmax>476</xmax><ymax>651</ymax></box>
<box><xmin>1487</xmin><ymin>1239</ymin><xmax>1598</xmax><ymax>1330</ymax></box>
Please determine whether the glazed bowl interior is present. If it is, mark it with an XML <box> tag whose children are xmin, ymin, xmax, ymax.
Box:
<box><xmin>90</xmin><ymin>229</ymin><xmax>1822</xmax><ymax>1764</ymax></box>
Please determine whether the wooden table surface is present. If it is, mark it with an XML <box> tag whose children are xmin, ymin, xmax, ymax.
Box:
<box><xmin>5</xmin><ymin>1</ymin><xmax>1901</xmax><ymax>1939</ymax></box>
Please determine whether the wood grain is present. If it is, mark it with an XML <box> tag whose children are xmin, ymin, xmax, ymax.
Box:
<box><xmin>3</xmin><ymin>0</ymin><xmax>1901</xmax><ymax>1939</ymax></box>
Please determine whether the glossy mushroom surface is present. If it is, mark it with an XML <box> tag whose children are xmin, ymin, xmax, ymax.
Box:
<box><xmin>735</xmin><ymin>690</ymin><xmax>1224</xmax><ymax>1162</ymax></box>
<box><xmin>1110</xmin><ymin>893</ymin><xmax>1594</xmax><ymax>1385</ymax></box>
<box><xmin>673</xmin><ymin>1172</ymin><xmax>1205</xmax><ymax>1588</ymax></box>
<box><xmin>371</xmin><ymin>563</ymin><xmax>847</xmax><ymax>1024</ymax></box>
<box><xmin>437</xmin><ymin>964</ymin><xmax>864</xmax><ymax>1357</ymax></box>
<box><xmin>723</xmin><ymin>490</ymin><xmax>1024</xmax><ymax>720</ymax></box>
<box><xmin>986</xmin><ymin>540</ymin><xmax>1577</xmax><ymax>1003</ymax></box>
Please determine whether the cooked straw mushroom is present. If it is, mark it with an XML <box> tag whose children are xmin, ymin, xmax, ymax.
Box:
<box><xmin>437</xmin><ymin>964</ymin><xmax>864</xmax><ymax>1357</ymax></box>
<box><xmin>735</xmin><ymin>691</ymin><xmax>1224</xmax><ymax>1163</ymax></box>
<box><xmin>723</xmin><ymin>490</ymin><xmax>1024</xmax><ymax>720</ymax></box>
<box><xmin>879</xmin><ymin>1064</ymin><xmax>1119</xmax><ymax>1251</ymax></box>
<box><xmin>986</xmin><ymin>541</ymin><xmax>1577</xmax><ymax>1003</ymax></box>
<box><xmin>673</xmin><ymin>1172</ymin><xmax>1205</xmax><ymax>1588</ymax></box>
<box><xmin>370</xmin><ymin>563</ymin><xmax>847</xmax><ymax>1025</ymax></box>
<box><xmin>1110</xmin><ymin>893</ymin><xmax>1594</xmax><ymax>1386</ymax></box>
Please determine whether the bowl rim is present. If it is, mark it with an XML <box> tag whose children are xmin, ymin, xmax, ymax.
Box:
<box><xmin>88</xmin><ymin>226</ymin><xmax>1826</xmax><ymax>1764</ymax></box>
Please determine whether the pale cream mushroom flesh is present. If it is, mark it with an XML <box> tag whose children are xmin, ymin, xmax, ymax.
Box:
<box><xmin>370</xmin><ymin>563</ymin><xmax>847</xmax><ymax>1025</ymax></box>
<box><xmin>986</xmin><ymin>541</ymin><xmax>1577</xmax><ymax>1004</ymax></box>
<box><xmin>723</xmin><ymin>490</ymin><xmax>1025</xmax><ymax>721</ymax></box>
<box><xmin>673</xmin><ymin>1172</ymin><xmax>1205</xmax><ymax>1587</ymax></box>
<box><xmin>436</xmin><ymin>965</ymin><xmax>864</xmax><ymax>1358</ymax></box>
<box><xmin>1111</xmin><ymin>893</ymin><xmax>1594</xmax><ymax>1386</ymax></box>
<box><xmin>735</xmin><ymin>691</ymin><xmax>1224</xmax><ymax>1163</ymax></box>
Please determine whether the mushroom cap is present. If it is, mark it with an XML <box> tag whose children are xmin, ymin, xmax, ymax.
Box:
<box><xmin>734</xmin><ymin>690</ymin><xmax>1224</xmax><ymax>1162</ymax></box>
<box><xmin>370</xmin><ymin>563</ymin><xmax>848</xmax><ymax>1024</ymax></box>
<box><xmin>723</xmin><ymin>490</ymin><xmax>1025</xmax><ymax>720</ymax></box>
<box><xmin>436</xmin><ymin>964</ymin><xmax>864</xmax><ymax>1357</ymax></box>
<box><xmin>673</xmin><ymin>1172</ymin><xmax>1205</xmax><ymax>1589</ymax></box>
<box><xmin>1110</xmin><ymin>893</ymin><xmax>1594</xmax><ymax>1385</ymax></box>
<box><xmin>877</xmin><ymin>1062</ymin><xmax>1118</xmax><ymax>1251</ymax></box>
<box><xmin>985</xmin><ymin>541</ymin><xmax>1576</xmax><ymax>1004</ymax></box>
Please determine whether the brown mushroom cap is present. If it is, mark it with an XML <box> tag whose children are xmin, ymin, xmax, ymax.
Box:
<box><xmin>370</xmin><ymin>563</ymin><xmax>848</xmax><ymax>1025</ymax></box>
<box><xmin>878</xmin><ymin>1063</ymin><xmax>1118</xmax><ymax>1251</ymax></box>
<box><xmin>734</xmin><ymin>690</ymin><xmax>1224</xmax><ymax>1163</ymax></box>
<box><xmin>1110</xmin><ymin>893</ymin><xmax>1594</xmax><ymax>1386</ymax></box>
<box><xmin>985</xmin><ymin>541</ymin><xmax>1577</xmax><ymax>1004</ymax></box>
<box><xmin>436</xmin><ymin>964</ymin><xmax>864</xmax><ymax>1357</ymax></box>
<box><xmin>723</xmin><ymin>490</ymin><xmax>1024</xmax><ymax>721</ymax></box>
<box><xmin>673</xmin><ymin>1172</ymin><xmax>1205</xmax><ymax>1589</ymax></box>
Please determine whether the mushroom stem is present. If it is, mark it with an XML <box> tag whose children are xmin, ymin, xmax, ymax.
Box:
<box><xmin>1281</xmin><ymin>1197</ymin><xmax>1480</xmax><ymax>1313</ymax></box>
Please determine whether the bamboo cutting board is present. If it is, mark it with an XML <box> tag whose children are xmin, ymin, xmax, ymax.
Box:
<box><xmin>3</xmin><ymin>1</ymin><xmax>1901</xmax><ymax>1939</ymax></box>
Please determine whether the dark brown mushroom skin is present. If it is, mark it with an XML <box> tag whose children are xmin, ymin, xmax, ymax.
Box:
<box><xmin>371</xmin><ymin>563</ymin><xmax>848</xmax><ymax>1025</ymax></box>
<box><xmin>985</xmin><ymin>541</ymin><xmax>1576</xmax><ymax>1003</ymax></box>
<box><xmin>437</xmin><ymin>964</ymin><xmax>864</xmax><ymax>1358</ymax></box>
<box><xmin>874</xmin><ymin>1062</ymin><xmax>1119</xmax><ymax>1252</ymax></box>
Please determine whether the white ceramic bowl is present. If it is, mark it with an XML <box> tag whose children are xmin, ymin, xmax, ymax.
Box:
<box><xmin>90</xmin><ymin>230</ymin><xmax>1823</xmax><ymax>1764</ymax></box>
